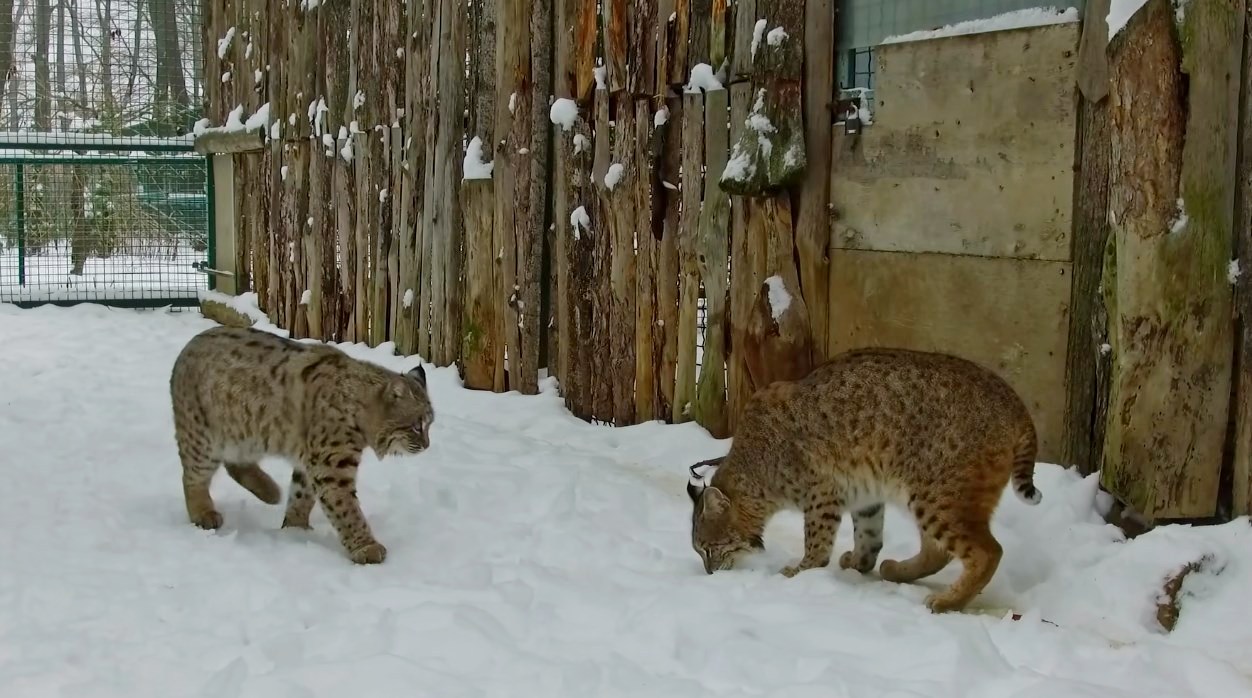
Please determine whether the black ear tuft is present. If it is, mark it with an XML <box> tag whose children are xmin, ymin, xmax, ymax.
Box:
<box><xmin>407</xmin><ymin>365</ymin><xmax>427</xmax><ymax>387</ymax></box>
<box><xmin>749</xmin><ymin>534</ymin><xmax>765</xmax><ymax>550</ymax></box>
<box><xmin>687</xmin><ymin>481</ymin><xmax>702</xmax><ymax>504</ymax></box>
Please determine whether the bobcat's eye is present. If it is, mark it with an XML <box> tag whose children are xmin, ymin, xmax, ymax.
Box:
<box><xmin>412</xmin><ymin>423</ymin><xmax>424</xmax><ymax>435</ymax></box>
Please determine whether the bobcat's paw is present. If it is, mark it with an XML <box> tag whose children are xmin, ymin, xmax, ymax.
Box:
<box><xmin>349</xmin><ymin>542</ymin><xmax>387</xmax><ymax>565</ymax></box>
<box><xmin>923</xmin><ymin>593</ymin><xmax>963</xmax><ymax>614</ymax></box>
<box><xmin>840</xmin><ymin>550</ymin><xmax>876</xmax><ymax>574</ymax></box>
<box><xmin>281</xmin><ymin>516</ymin><xmax>312</xmax><ymax>530</ymax></box>
<box><xmin>780</xmin><ymin>565</ymin><xmax>803</xmax><ymax>578</ymax></box>
<box><xmin>190</xmin><ymin>510</ymin><xmax>223</xmax><ymax>530</ymax></box>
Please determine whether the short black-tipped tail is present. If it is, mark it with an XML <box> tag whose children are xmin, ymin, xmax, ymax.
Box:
<box><xmin>1011</xmin><ymin>427</ymin><xmax>1042</xmax><ymax>505</ymax></box>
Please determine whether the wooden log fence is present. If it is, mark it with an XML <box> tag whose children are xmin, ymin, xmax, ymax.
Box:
<box><xmin>201</xmin><ymin>0</ymin><xmax>1252</xmax><ymax>526</ymax></box>
<box><xmin>202</xmin><ymin>0</ymin><xmax>816</xmax><ymax>439</ymax></box>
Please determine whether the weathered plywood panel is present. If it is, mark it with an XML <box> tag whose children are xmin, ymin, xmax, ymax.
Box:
<box><xmin>831</xmin><ymin>23</ymin><xmax>1079</xmax><ymax>261</ymax></box>
<box><xmin>828</xmin><ymin>249</ymin><xmax>1072</xmax><ymax>462</ymax></box>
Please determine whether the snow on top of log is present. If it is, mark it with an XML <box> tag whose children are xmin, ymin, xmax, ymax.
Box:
<box><xmin>880</xmin><ymin>6</ymin><xmax>1079</xmax><ymax>45</ymax></box>
<box><xmin>1108</xmin><ymin>0</ymin><xmax>1151</xmax><ymax>40</ymax></box>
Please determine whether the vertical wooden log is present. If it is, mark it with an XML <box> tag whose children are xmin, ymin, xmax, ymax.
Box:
<box><xmin>441</xmin><ymin>0</ymin><xmax>467</xmax><ymax>365</ymax></box>
<box><xmin>730</xmin><ymin>0</ymin><xmax>756</xmax><ymax>80</ymax></box>
<box><xmin>604</xmin><ymin>0</ymin><xmax>627</xmax><ymax>93</ymax></box>
<box><xmin>1232</xmin><ymin>3</ymin><xmax>1252</xmax><ymax>515</ymax></box>
<box><xmin>555</xmin><ymin>0</ymin><xmax>577</xmax><ymax>407</ymax></box>
<box><xmin>657</xmin><ymin>0</ymin><xmax>677</xmax><ymax>90</ymax></box>
<box><xmin>688</xmin><ymin>0</ymin><xmax>710</xmax><ymax>68</ymax></box>
<box><xmin>727</xmin><ymin>82</ymin><xmax>752</xmax><ymax>426</ymax></box>
<box><xmin>565</xmin><ymin>117</ymin><xmax>596</xmax><ymax>419</ymax></box>
<box><xmin>670</xmin><ymin>0</ymin><xmax>689</xmax><ymax>85</ymax></box>
<box><xmin>573</xmin><ymin>0</ymin><xmax>598</xmax><ymax>100</ymax></box>
<box><xmin>592</xmin><ymin>90</ymin><xmax>615</xmax><ymax>420</ymax></box>
<box><xmin>1103</xmin><ymin>0</ymin><xmax>1239</xmax><ymax>520</ymax></box>
<box><xmin>609</xmin><ymin>96</ymin><xmax>637</xmax><ymax>425</ymax></box>
<box><xmin>673</xmin><ymin>92</ymin><xmax>703</xmax><ymax>422</ymax></box>
<box><xmin>634</xmin><ymin>99</ymin><xmax>658</xmax><ymax>422</ymax></box>
<box><xmin>796</xmin><ymin>0</ymin><xmax>832</xmax><ymax>360</ymax></box>
<box><xmin>462</xmin><ymin>180</ymin><xmax>498</xmax><ymax>389</ymax></box>
<box><xmin>1063</xmin><ymin>0</ymin><xmax>1113</xmax><ymax>474</ymax></box>
<box><xmin>694</xmin><ymin>87</ymin><xmax>729</xmax><ymax>437</ymax></box>
<box><xmin>656</xmin><ymin>95</ymin><xmax>682</xmax><ymax>418</ymax></box>
<box><xmin>523</xmin><ymin>0</ymin><xmax>551</xmax><ymax>393</ymax></box>
<box><xmin>496</xmin><ymin>0</ymin><xmax>523</xmax><ymax>391</ymax></box>
<box><xmin>630</xmin><ymin>0</ymin><xmax>657</xmax><ymax>98</ymax></box>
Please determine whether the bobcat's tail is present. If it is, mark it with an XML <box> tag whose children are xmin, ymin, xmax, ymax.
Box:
<box><xmin>1010</xmin><ymin>426</ymin><xmax>1042</xmax><ymax>505</ymax></box>
<box><xmin>225</xmin><ymin>464</ymin><xmax>283</xmax><ymax>505</ymax></box>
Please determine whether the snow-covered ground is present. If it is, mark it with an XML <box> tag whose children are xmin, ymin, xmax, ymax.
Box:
<box><xmin>0</xmin><ymin>242</ymin><xmax>204</xmax><ymax>303</ymax></box>
<box><xmin>1</xmin><ymin>303</ymin><xmax>1250</xmax><ymax>697</ymax></box>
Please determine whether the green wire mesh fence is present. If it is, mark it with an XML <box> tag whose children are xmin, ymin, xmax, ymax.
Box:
<box><xmin>0</xmin><ymin>150</ymin><xmax>210</xmax><ymax>305</ymax></box>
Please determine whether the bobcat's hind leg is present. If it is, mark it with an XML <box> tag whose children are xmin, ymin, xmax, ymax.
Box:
<box><xmin>281</xmin><ymin>469</ymin><xmax>315</xmax><ymax>530</ymax></box>
<box><xmin>225</xmin><ymin>463</ymin><xmax>282</xmax><ymax>504</ymax></box>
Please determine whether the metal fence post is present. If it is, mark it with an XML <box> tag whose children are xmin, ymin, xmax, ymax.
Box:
<box><xmin>14</xmin><ymin>163</ymin><xmax>24</xmax><ymax>286</ymax></box>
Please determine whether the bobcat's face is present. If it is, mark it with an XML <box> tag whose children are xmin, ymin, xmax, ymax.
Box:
<box><xmin>687</xmin><ymin>483</ymin><xmax>764</xmax><ymax>574</ymax></box>
<box><xmin>376</xmin><ymin>366</ymin><xmax>435</xmax><ymax>457</ymax></box>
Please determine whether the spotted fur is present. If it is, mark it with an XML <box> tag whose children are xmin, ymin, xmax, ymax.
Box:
<box><xmin>170</xmin><ymin>326</ymin><xmax>433</xmax><ymax>564</ymax></box>
<box><xmin>687</xmin><ymin>347</ymin><xmax>1040</xmax><ymax>613</ymax></box>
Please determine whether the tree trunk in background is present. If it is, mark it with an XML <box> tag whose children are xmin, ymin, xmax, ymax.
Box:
<box><xmin>149</xmin><ymin>0</ymin><xmax>190</xmax><ymax>133</ymax></box>
<box><xmin>33</xmin><ymin>0</ymin><xmax>51</xmax><ymax>130</ymax></box>
<box><xmin>0</xmin><ymin>0</ymin><xmax>15</xmax><ymax>127</ymax></box>
<box><xmin>56</xmin><ymin>0</ymin><xmax>66</xmax><ymax>129</ymax></box>
<box><xmin>96</xmin><ymin>0</ymin><xmax>115</xmax><ymax>125</ymax></box>
<box><xmin>69</xmin><ymin>5</ymin><xmax>87</xmax><ymax>118</ymax></box>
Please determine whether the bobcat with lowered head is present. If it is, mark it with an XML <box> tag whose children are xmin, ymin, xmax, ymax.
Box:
<box><xmin>170</xmin><ymin>325</ymin><xmax>434</xmax><ymax>564</ymax></box>
<box><xmin>687</xmin><ymin>347</ymin><xmax>1040</xmax><ymax>613</ymax></box>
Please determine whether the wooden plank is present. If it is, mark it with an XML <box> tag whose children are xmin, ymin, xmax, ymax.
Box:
<box><xmin>194</xmin><ymin>129</ymin><xmax>266</xmax><ymax>154</ymax></box>
<box><xmin>728</xmin><ymin>82</ymin><xmax>756</xmax><ymax>424</ymax></box>
<box><xmin>524</xmin><ymin>0</ymin><xmax>551</xmax><ymax>393</ymax></box>
<box><xmin>605</xmin><ymin>0</ymin><xmax>627</xmax><ymax>93</ymax></box>
<box><xmin>673</xmin><ymin>91</ymin><xmax>703</xmax><ymax>422</ymax></box>
<box><xmin>634</xmin><ymin>99</ymin><xmax>658</xmax><ymax>422</ymax></box>
<box><xmin>609</xmin><ymin>95</ymin><xmax>638</xmax><ymax>425</ymax></box>
<box><xmin>591</xmin><ymin>90</ymin><xmax>615</xmax><ymax>420</ymax></box>
<box><xmin>461</xmin><ymin>181</ymin><xmax>498</xmax><ymax>389</ymax></box>
<box><xmin>656</xmin><ymin>96</ymin><xmax>682</xmax><ymax>419</ymax></box>
<box><xmin>657</xmin><ymin>0</ymin><xmax>677</xmax><ymax>91</ymax></box>
<box><xmin>1232</xmin><ymin>1</ymin><xmax>1252</xmax><ymax>516</ymax></box>
<box><xmin>1102</xmin><ymin>0</ymin><xmax>1238</xmax><ymax>520</ymax></box>
<box><xmin>795</xmin><ymin>0</ymin><xmax>832</xmax><ymax>360</ymax></box>
<box><xmin>693</xmin><ymin>87</ymin><xmax>730</xmax><ymax>437</ymax></box>
<box><xmin>383</xmin><ymin>1</ymin><xmax>406</xmax><ymax>345</ymax></box>
<box><xmin>416</xmin><ymin>0</ymin><xmax>436</xmax><ymax>356</ymax></box>
<box><xmin>440</xmin><ymin>0</ymin><xmax>466</xmax><ymax>365</ymax></box>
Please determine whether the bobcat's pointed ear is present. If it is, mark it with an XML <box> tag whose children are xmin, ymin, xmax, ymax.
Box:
<box><xmin>406</xmin><ymin>365</ymin><xmax>427</xmax><ymax>388</ymax></box>
<box><xmin>384</xmin><ymin>375</ymin><xmax>409</xmax><ymax>402</ymax></box>
<box><xmin>698</xmin><ymin>487</ymin><xmax>731</xmax><ymax>518</ymax></box>
<box><xmin>687</xmin><ymin>481</ymin><xmax>702</xmax><ymax>504</ymax></box>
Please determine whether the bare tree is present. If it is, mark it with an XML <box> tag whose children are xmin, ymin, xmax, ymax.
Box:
<box><xmin>0</xmin><ymin>0</ymin><xmax>16</xmax><ymax>122</ymax></box>
<box><xmin>147</xmin><ymin>0</ymin><xmax>188</xmax><ymax>133</ymax></box>
<box><xmin>32</xmin><ymin>0</ymin><xmax>49</xmax><ymax>129</ymax></box>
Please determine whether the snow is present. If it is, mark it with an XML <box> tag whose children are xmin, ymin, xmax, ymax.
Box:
<box><xmin>654</xmin><ymin>106</ymin><xmax>669</xmax><ymax>128</ymax></box>
<box><xmin>379</xmin><ymin>188</ymin><xmax>389</xmax><ymax>203</ymax></box>
<box><xmin>594</xmin><ymin>65</ymin><xmax>607</xmax><ymax>91</ymax></box>
<box><xmin>403</xmin><ymin>289</ymin><xmax>414</xmax><ymax>308</ymax></box>
<box><xmin>1170</xmin><ymin>198</ymin><xmax>1189</xmax><ymax>234</ymax></box>
<box><xmin>353</xmin><ymin>90</ymin><xmax>366</xmax><ymax>111</ymax></box>
<box><xmin>549</xmin><ymin>98</ymin><xmax>580</xmax><ymax>131</ymax></box>
<box><xmin>221</xmin><ymin>71</ymin><xmax>232</xmax><ymax>83</ymax></box>
<box><xmin>573</xmin><ymin>133</ymin><xmax>590</xmax><ymax>155</ymax></box>
<box><xmin>881</xmin><ymin>6</ymin><xmax>1080</xmax><ymax>44</ymax></box>
<box><xmin>192</xmin><ymin>118</ymin><xmax>211</xmax><ymax>136</ymax></box>
<box><xmin>224</xmin><ymin>104</ymin><xmax>246</xmax><ymax>132</ymax></box>
<box><xmin>721</xmin><ymin>89</ymin><xmax>774</xmax><ymax>185</ymax></box>
<box><xmin>1175</xmin><ymin>0</ymin><xmax>1189</xmax><ymax>24</ymax></box>
<box><xmin>217</xmin><ymin>27</ymin><xmax>236</xmax><ymax>59</ymax></box>
<box><xmin>0</xmin><ymin>305</ymin><xmax>1251</xmax><ymax>696</ymax></box>
<box><xmin>1230</xmin><ymin>259</ymin><xmax>1242</xmax><ymax>285</ymax></box>
<box><xmin>767</xmin><ymin>26</ymin><xmax>789</xmax><ymax>46</ymax></box>
<box><xmin>0</xmin><ymin>243</ymin><xmax>205</xmax><ymax>303</ymax></box>
<box><xmin>604</xmin><ymin>163</ymin><xmax>625</xmax><ymax>191</ymax></box>
<box><xmin>1108</xmin><ymin>0</ymin><xmax>1151</xmax><ymax>39</ymax></box>
<box><xmin>683</xmin><ymin>63</ymin><xmax>724</xmax><ymax>93</ymax></box>
<box><xmin>244</xmin><ymin>102</ymin><xmax>271</xmax><ymax>131</ymax></box>
<box><xmin>463</xmin><ymin>136</ymin><xmax>495</xmax><ymax>180</ymax></box>
<box><xmin>509</xmin><ymin>92</ymin><xmax>519</xmax><ymax>114</ymax></box>
<box><xmin>751</xmin><ymin>19</ymin><xmax>768</xmax><ymax>58</ymax></box>
<box><xmin>300</xmin><ymin>289</ymin><xmax>312</xmax><ymax>305</ymax></box>
<box><xmin>254</xmin><ymin>69</ymin><xmax>263</xmax><ymax>83</ymax></box>
<box><xmin>570</xmin><ymin>205</ymin><xmax>591</xmax><ymax>239</ymax></box>
<box><xmin>764</xmin><ymin>275</ymin><xmax>791</xmax><ymax>320</ymax></box>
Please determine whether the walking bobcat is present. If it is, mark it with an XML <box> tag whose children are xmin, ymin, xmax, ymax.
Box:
<box><xmin>170</xmin><ymin>326</ymin><xmax>434</xmax><ymax>564</ymax></box>
<box><xmin>687</xmin><ymin>348</ymin><xmax>1040</xmax><ymax>612</ymax></box>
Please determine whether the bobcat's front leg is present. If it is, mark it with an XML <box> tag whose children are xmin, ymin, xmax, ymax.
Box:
<box><xmin>309</xmin><ymin>453</ymin><xmax>386</xmax><ymax>564</ymax></box>
<box><xmin>781</xmin><ymin>497</ymin><xmax>842</xmax><ymax>578</ymax></box>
